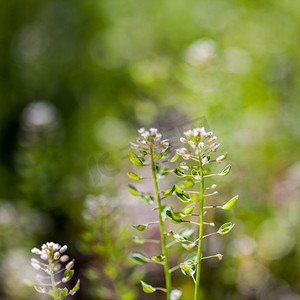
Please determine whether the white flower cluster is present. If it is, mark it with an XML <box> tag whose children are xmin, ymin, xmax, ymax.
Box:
<box><xmin>176</xmin><ymin>127</ymin><xmax>224</xmax><ymax>163</ymax></box>
<box><xmin>31</xmin><ymin>242</ymin><xmax>69</xmax><ymax>264</ymax></box>
<box><xmin>130</xmin><ymin>128</ymin><xmax>170</xmax><ymax>150</ymax></box>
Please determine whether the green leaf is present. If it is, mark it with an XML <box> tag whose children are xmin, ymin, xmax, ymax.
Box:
<box><xmin>163</xmin><ymin>187</ymin><xmax>174</xmax><ymax>197</ymax></box>
<box><xmin>180</xmin><ymin>260</ymin><xmax>196</xmax><ymax>276</ymax></box>
<box><xmin>172</xmin><ymin>168</ymin><xmax>185</xmax><ymax>177</ymax></box>
<box><xmin>62</xmin><ymin>269</ymin><xmax>74</xmax><ymax>283</ymax></box>
<box><xmin>181</xmin><ymin>203</ymin><xmax>196</xmax><ymax>215</ymax></box>
<box><xmin>190</xmin><ymin>193</ymin><xmax>200</xmax><ymax>202</ymax></box>
<box><xmin>172</xmin><ymin>233</ymin><xmax>187</xmax><ymax>243</ymax></box>
<box><xmin>58</xmin><ymin>288</ymin><xmax>68</xmax><ymax>299</ymax></box>
<box><xmin>169</xmin><ymin>153</ymin><xmax>180</xmax><ymax>162</ymax></box>
<box><xmin>129</xmin><ymin>153</ymin><xmax>144</xmax><ymax>167</ymax></box>
<box><xmin>34</xmin><ymin>286</ymin><xmax>46</xmax><ymax>294</ymax></box>
<box><xmin>132</xmin><ymin>236</ymin><xmax>145</xmax><ymax>244</ymax></box>
<box><xmin>166</xmin><ymin>210</ymin><xmax>183</xmax><ymax>224</ymax></box>
<box><xmin>151</xmin><ymin>255</ymin><xmax>165</xmax><ymax>262</ymax></box>
<box><xmin>219</xmin><ymin>164</ymin><xmax>231</xmax><ymax>176</ymax></box>
<box><xmin>140</xmin><ymin>194</ymin><xmax>154</xmax><ymax>204</ymax></box>
<box><xmin>127</xmin><ymin>184</ymin><xmax>140</xmax><ymax>196</ymax></box>
<box><xmin>216</xmin><ymin>152</ymin><xmax>228</xmax><ymax>162</ymax></box>
<box><xmin>191</xmin><ymin>169</ymin><xmax>200</xmax><ymax>179</ymax></box>
<box><xmin>217</xmin><ymin>222</ymin><xmax>235</xmax><ymax>235</ymax></box>
<box><xmin>140</xmin><ymin>280</ymin><xmax>156</xmax><ymax>293</ymax></box>
<box><xmin>127</xmin><ymin>172</ymin><xmax>142</xmax><ymax>181</ymax></box>
<box><xmin>171</xmin><ymin>289</ymin><xmax>182</xmax><ymax>300</ymax></box>
<box><xmin>153</xmin><ymin>153</ymin><xmax>162</xmax><ymax>160</ymax></box>
<box><xmin>183</xmin><ymin>179</ymin><xmax>194</xmax><ymax>188</ymax></box>
<box><xmin>175</xmin><ymin>191</ymin><xmax>191</xmax><ymax>203</ymax></box>
<box><xmin>174</xmin><ymin>184</ymin><xmax>184</xmax><ymax>193</ymax></box>
<box><xmin>129</xmin><ymin>251</ymin><xmax>149</xmax><ymax>264</ymax></box>
<box><xmin>181</xmin><ymin>242</ymin><xmax>197</xmax><ymax>251</ymax></box>
<box><xmin>221</xmin><ymin>195</ymin><xmax>239</xmax><ymax>210</ymax></box>
<box><xmin>132</xmin><ymin>224</ymin><xmax>148</xmax><ymax>231</ymax></box>
<box><xmin>69</xmin><ymin>279</ymin><xmax>80</xmax><ymax>296</ymax></box>
<box><xmin>179</xmin><ymin>228</ymin><xmax>194</xmax><ymax>239</ymax></box>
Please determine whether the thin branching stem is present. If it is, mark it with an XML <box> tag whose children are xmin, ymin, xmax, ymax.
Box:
<box><xmin>49</xmin><ymin>258</ymin><xmax>58</xmax><ymax>300</ymax></box>
<box><xmin>150</xmin><ymin>145</ymin><xmax>171</xmax><ymax>300</ymax></box>
<box><xmin>194</xmin><ymin>153</ymin><xmax>204</xmax><ymax>300</ymax></box>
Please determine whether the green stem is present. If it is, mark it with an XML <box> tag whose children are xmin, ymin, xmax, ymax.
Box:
<box><xmin>194</xmin><ymin>154</ymin><xmax>204</xmax><ymax>300</ymax></box>
<box><xmin>49</xmin><ymin>258</ymin><xmax>58</xmax><ymax>300</ymax></box>
<box><xmin>150</xmin><ymin>145</ymin><xmax>171</xmax><ymax>300</ymax></box>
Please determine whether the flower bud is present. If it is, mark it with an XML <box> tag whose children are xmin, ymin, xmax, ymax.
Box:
<box><xmin>66</xmin><ymin>260</ymin><xmax>75</xmax><ymax>270</ymax></box>
<box><xmin>54</xmin><ymin>252</ymin><xmax>61</xmax><ymax>260</ymax></box>
<box><xmin>31</xmin><ymin>248</ymin><xmax>41</xmax><ymax>255</ymax></box>
<box><xmin>60</xmin><ymin>255</ymin><xmax>69</xmax><ymax>262</ymax></box>
<box><xmin>60</xmin><ymin>245</ymin><xmax>68</xmax><ymax>253</ymax></box>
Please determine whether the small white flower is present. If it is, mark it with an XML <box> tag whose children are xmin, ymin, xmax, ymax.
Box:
<box><xmin>40</xmin><ymin>253</ymin><xmax>49</xmax><ymax>261</ymax></box>
<box><xmin>31</xmin><ymin>248</ymin><xmax>41</xmax><ymax>255</ymax></box>
<box><xmin>188</xmin><ymin>141</ymin><xmax>196</xmax><ymax>148</ymax></box>
<box><xmin>217</xmin><ymin>254</ymin><xmax>223</xmax><ymax>260</ymax></box>
<box><xmin>209</xmin><ymin>136</ymin><xmax>217</xmax><ymax>143</ymax></box>
<box><xmin>180</xmin><ymin>137</ymin><xmax>187</xmax><ymax>143</ymax></box>
<box><xmin>60</xmin><ymin>245</ymin><xmax>68</xmax><ymax>253</ymax></box>
<box><xmin>54</xmin><ymin>252</ymin><xmax>61</xmax><ymax>260</ymax></box>
<box><xmin>183</xmin><ymin>154</ymin><xmax>191</xmax><ymax>160</ymax></box>
<box><xmin>202</xmin><ymin>157</ymin><xmax>208</xmax><ymax>165</ymax></box>
<box><xmin>138</xmin><ymin>128</ymin><xmax>145</xmax><ymax>134</ymax></box>
<box><xmin>31</xmin><ymin>262</ymin><xmax>41</xmax><ymax>270</ymax></box>
<box><xmin>198</xmin><ymin>142</ymin><xmax>204</xmax><ymax>149</ymax></box>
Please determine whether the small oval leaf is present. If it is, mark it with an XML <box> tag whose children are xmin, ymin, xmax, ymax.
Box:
<box><xmin>132</xmin><ymin>236</ymin><xmax>145</xmax><ymax>244</ymax></box>
<box><xmin>69</xmin><ymin>279</ymin><xmax>80</xmax><ymax>295</ymax></box>
<box><xmin>217</xmin><ymin>222</ymin><xmax>235</xmax><ymax>235</ymax></box>
<box><xmin>169</xmin><ymin>153</ymin><xmax>181</xmax><ymax>162</ymax></box>
<box><xmin>175</xmin><ymin>192</ymin><xmax>191</xmax><ymax>203</ymax></box>
<box><xmin>219</xmin><ymin>164</ymin><xmax>231</xmax><ymax>176</ymax></box>
<box><xmin>221</xmin><ymin>195</ymin><xmax>239</xmax><ymax>210</ymax></box>
<box><xmin>166</xmin><ymin>210</ymin><xmax>183</xmax><ymax>224</ymax></box>
<box><xmin>132</xmin><ymin>224</ymin><xmax>148</xmax><ymax>231</ymax></box>
<box><xmin>140</xmin><ymin>280</ymin><xmax>156</xmax><ymax>293</ymax></box>
<box><xmin>180</xmin><ymin>260</ymin><xmax>196</xmax><ymax>276</ymax></box>
<box><xmin>128</xmin><ymin>185</ymin><xmax>140</xmax><ymax>196</ymax></box>
<box><xmin>181</xmin><ymin>242</ymin><xmax>197</xmax><ymax>251</ymax></box>
<box><xmin>129</xmin><ymin>251</ymin><xmax>149</xmax><ymax>264</ymax></box>
<box><xmin>181</xmin><ymin>203</ymin><xmax>196</xmax><ymax>215</ymax></box>
<box><xmin>172</xmin><ymin>168</ymin><xmax>185</xmax><ymax>177</ymax></box>
<box><xmin>127</xmin><ymin>172</ymin><xmax>142</xmax><ymax>181</ymax></box>
<box><xmin>151</xmin><ymin>255</ymin><xmax>165</xmax><ymax>262</ymax></box>
<box><xmin>140</xmin><ymin>194</ymin><xmax>154</xmax><ymax>205</ymax></box>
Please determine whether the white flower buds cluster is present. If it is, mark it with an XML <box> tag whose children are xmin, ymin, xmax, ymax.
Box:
<box><xmin>176</xmin><ymin>127</ymin><xmax>227</xmax><ymax>163</ymax></box>
<box><xmin>31</xmin><ymin>242</ymin><xmax>68</xmax><ymax>263</ymax></box>
<box><xmin>130</xmin><ymin>128</ymin><xmax>170</xmax><ymax>154</ymax></box>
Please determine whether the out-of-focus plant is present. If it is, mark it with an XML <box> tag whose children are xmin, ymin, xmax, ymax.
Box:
<box><xmin>30</xmin><ymin>242</ymin><xmax>80</xmax><ymax>300</ymax></box>
<box><xmin>80</xmin><ymin>195</ymin><xmax>139</xmax><ymax>300</ymax></box>
<box><xmin>167</xmin><ymin>127</ymin><xmax>238</xmax><ymax>300</ymax></box>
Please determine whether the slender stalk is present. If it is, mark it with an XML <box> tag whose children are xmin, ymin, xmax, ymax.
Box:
<box><xmin>150</xmin><ymin>145</ymin><xmax>171</xmax><ymax>300</ymax></box>
<box><xmin>194</xmin><ymin>154</ymin><xmax>204</xmax><ymax>300</ymax></box>
<box><xmin>49</xmin><ymin>258</ymin><xmax>58</xmax><ymax>300</ymax></box>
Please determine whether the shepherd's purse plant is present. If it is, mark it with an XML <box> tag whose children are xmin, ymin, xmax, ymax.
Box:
<box><xmin>128</xmin><ymin>127</ymin><xmax>238</xmax><ymax>300</ymax></box>
<box><xmin>30</xmin><ymin>242</ymin><xmax>80</xmax><ymax>300</ymax></box>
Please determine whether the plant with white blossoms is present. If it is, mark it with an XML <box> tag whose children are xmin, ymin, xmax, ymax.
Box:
<box><xmin>31</xmin><ymin>242</ymin><xmax>80</xmax><ymax>300</ymax></box>
<box><xmin>128</xmin><ymin>128</ymin><xmax>179</xmax><ymax>300</ymax></box>
<box><xmin>128</xmin><ymin>127</ymin><xmax>238</xmax><ymax>300</ymax></box>
<box><xmin>166</xmin><ymin>127</ymin><xmax>238</xmax><ymax>300</ymax></box>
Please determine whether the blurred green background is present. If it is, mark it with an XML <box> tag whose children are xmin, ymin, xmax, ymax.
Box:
<box><xmin>1</xmin><ymin>0</ymin><xmax>300</xmax><ymax>299</ymax></box>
